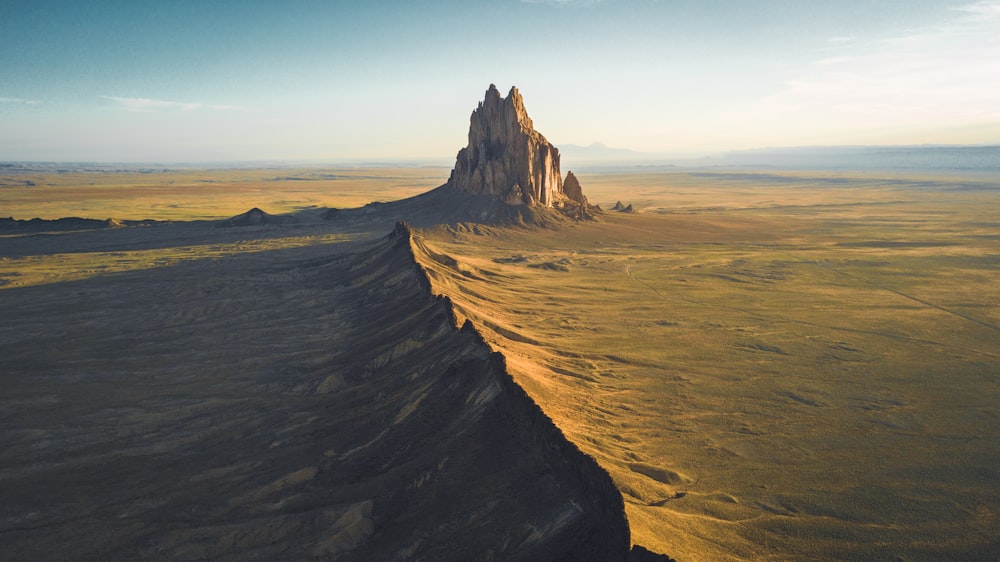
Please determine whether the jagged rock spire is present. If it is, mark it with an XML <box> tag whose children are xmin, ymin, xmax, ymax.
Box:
<box><xmin>447</xmin><ymin>84</ymin><xmax>564</xmax><ymax>206</ymax></box>
<box><xmin>563</xmin><ymin>171</ymin><xmax>587</xmax><ymax>206</ymax></box>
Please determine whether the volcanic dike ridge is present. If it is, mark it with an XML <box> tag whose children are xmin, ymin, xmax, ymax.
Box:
<box><xmin>1</xmin><ymin>85</ymin><xmax>672</xmax><ymax>561</ymax></box>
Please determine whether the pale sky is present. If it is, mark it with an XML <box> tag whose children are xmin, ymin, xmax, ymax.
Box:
<box><xmin>1</xmin><ymin>0</ymin><xmax>998</xmax><ymax>162</ymax></box>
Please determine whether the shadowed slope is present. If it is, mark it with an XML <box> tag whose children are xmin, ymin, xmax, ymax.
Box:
<box><xmin>322</xmin><ymin>183</ymin><xmax>574</xmax><ymax>230</ymax></box>
<box><xmin>0</xmin><ymin>221</ymin><xmax>637</xmax><ymax>560</ymax></box>
<box><xmin>406</xmin><ymin>194</ymin><xmax>1000</xmax><ymax>561</ymax></box>
<box><xmin>218</xmin><ymin>206</ymin><xmax>293</xmax><ymax>227</ymax></box>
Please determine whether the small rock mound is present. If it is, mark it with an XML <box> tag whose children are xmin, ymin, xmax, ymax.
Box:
<box><xmin>0</xmin><ymin>216</ymin><xmax>115</xmax><ymax>232</ymax></box>
<box><xmin>612</xmin><ymin>201</ymin><xmax>636</xmax><ymax>213</ymax></box>
<box><xmin>559</xmin><ymin>170</ymin><xmax>596</xmax><ymax>219</ymax></box>
<box><xmin>563</xmin><ymin>171</ymin><xmax>587</xmax><ymax>206</ymax></box>
<box><xmin>219</xmin><ymin>207</ymin><xmax>291</xmax><ymax>227</ymax></box>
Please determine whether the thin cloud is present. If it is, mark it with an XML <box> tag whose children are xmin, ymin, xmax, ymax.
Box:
<box><xmin>755</xmin><ymin>1</ymin><xmax>1000</xmax><ymax>129</ymax></box>
<box><xmin>520</xmin><ymin>0</ymin><xmax>604</xmax><ymax>5</ymax></box>
<box><xmin>954</xmin><ymin>0</ymin><xmax>1000</xmax><ymax>18</ymax></box>
<box><xmin>101</xmin><ymin>96</ymin><xmax>243</xmax><ymax>112</ymax></box>
<box><xmin>0</xmin><ymin>97</ymin><xmax>41</xmax><ymax>105</ymax></box>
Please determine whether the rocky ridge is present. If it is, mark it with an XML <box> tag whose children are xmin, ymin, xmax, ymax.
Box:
<box><xmin>0</xmin><ymin>217</ymin><xmax>664</xmax><ymax>560</ymax></box>
<box><xmin>219</xmin><ymin>206</ymin><xmax>293</xmax><ymax>227</ymax></box>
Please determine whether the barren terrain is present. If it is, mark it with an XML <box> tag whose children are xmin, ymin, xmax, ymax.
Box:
<box><xmin>420</xmin><ymin>169</ymin><xmax>1000</xmax><ymax>560</ymax></box>
<box><xmin>2</xmin><ymin>166</ymin><xmax>998</xmax><ymax>560</ymax></box>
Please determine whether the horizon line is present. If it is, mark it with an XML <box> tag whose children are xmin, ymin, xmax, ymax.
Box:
<box><xmin>2</xmin><ymin>142</ymin><xmax>999</xmax><ymax>167</ymax></box>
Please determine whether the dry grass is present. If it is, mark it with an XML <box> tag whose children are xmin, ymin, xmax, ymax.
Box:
<box><xmin>0</xmin><ymin>232</ymin><xmax>352</xmax><ymax>288</ymax></box>
<box><xmin>2</xmin><ymin>166</ymin><xmax>997</xmax><ymax>560</ymax></box>
<box><xmin>417</xmin><ymin>169</ymin><xmax>1000</xmax><ymax>561</ymax></box>
<box><xmin>0</xmin><ymin>166</ymin><xmax>449</xmax><ymax>221</ymax></box>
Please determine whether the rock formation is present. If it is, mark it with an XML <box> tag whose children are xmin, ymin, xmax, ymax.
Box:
<box><xmin>219</xmin><ymin>207</ymin><xmax>291</xmax><ymax>227</ymax></box>
<box><xmin>562</xmin><ymin>170</ymin><xmax>587</xmax><ymax>206</ymax></box>
<box><xmin>560</xmin><ymin>170</ymin><xmax>594</xmax><ymax>219</ymax></box>
<box><xmin>321</xmin><ymin>85</ymin><xmax>596</xmax><ymax>227</ymax></box>
<box><xmin>0</xmin><ymin>216</ymin><xmax>129</xmax><ymax>232</ymax></box>
<box><xmin>446</xmin><ymin>84</ymin><xmax>596</xmax><ymax>222</ymax></box>
<box><xmin>447</xmin><ymin>84</ymin><xmax>562</xmax><ymax>206</ymax></box>
<box><xmin>611</xmin><ymin>201</ymin><xmax>635</xmax><ymax>213</ymax></box>
<box><xmin>1</xmin><ymin>219</ymin><xmax>642</xmax><ymax>561</ymax></box>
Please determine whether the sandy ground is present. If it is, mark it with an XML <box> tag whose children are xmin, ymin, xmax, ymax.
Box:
<box><xmin>0</xmin><ymin>216</ymin><xmax>633</xmax><ymax>560</ymax></box>
<box><xmin>416</xmin><ymin>169</ymin><xmax>1000</xmax><ymax>560</ymax></box>
<box><xmin>2</xmin><ymin>167</ymin><xmax>998</xmax><ymax>560</ymax></box>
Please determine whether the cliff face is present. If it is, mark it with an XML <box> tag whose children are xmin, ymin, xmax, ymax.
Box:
<box><xmin>448</xmin><ymin>84</ymin><xmax>563</xmax><ymax>207</ymax></box>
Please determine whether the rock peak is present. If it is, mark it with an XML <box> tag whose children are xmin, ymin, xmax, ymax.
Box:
<box><xmin>447</xmin><ymin>84</ymin><xmax>560</xmax><ymax>206</ymax></box>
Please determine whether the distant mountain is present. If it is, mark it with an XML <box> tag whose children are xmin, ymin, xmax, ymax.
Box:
<box><xmin>718</xmin><ymin>145</ymin><xmax>1000</xmax><ymax>171</ymax></box>
<box><xmin>557</xmin><ymin>143</ymin><xmax>1000</xmax><ymax>172</ymax></box>
<box><xmin>559</xmin><ymin>142</ymin><xmax>649</xmax><ymax>160</ymax></box>
<box><xmin>557</xmin><ymin>143</ymin><xmax>685</xmax><ymax>171</ymax></box>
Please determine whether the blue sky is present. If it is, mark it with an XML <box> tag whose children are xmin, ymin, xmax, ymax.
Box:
<box><xmin>1</xmin><ymin>0</ymin><xmax>998</xmax><ymax>162</ymax></box>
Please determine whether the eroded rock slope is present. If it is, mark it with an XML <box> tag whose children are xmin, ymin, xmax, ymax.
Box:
<box><xmin>0</xmin><ymin>222</ymin><xmax>634</xmax><ymax>560</ymax></box>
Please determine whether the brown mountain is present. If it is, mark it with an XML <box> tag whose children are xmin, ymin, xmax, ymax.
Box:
<box><xmin>323</xmin><ymin>85</ymin><xmax>596</xmax><ymax>228</ymax></box>
<box><xmin>447</xmin><ymin>84</ymin><xmax>564</xmax><ymax>206</ymax></box>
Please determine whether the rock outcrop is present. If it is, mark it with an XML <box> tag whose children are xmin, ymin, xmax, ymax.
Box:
<box><xmin>562</xmin><ymin>171</ymin><xmax>587</xmax><ymax>206</ymax></box>
<box><xmin>320</xmin><ymin>84</ymin><xmax>596</xmax><ymax>227</ymax></box>
<box><xmin>612</xmin><ymin>201</ymin><xmax>635</xmax><ymax>213</ymax></box>
<box><xmin>447</xmin><ymin>84</ymin><xmax>578</xmax><ymax>211</ymax></box>
<box><xmin>560</xmin><ymin>170</ymin><xmax>595</xmax><ymax>219</ymax></box>
<box><xmin>219</xmin><ymin>207</ymin><xmax>291</xmax><ymax>227</ymax></box>
<box><xmin>0</xmin><ymin>216</ymin><xmax>125</xmax><ymax>232</ymax></box>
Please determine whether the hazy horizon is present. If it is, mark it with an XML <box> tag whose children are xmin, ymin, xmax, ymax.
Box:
<box><xmin>3</xmin><ymin>144</ymin><xmax>998</xmax><ymax>174</ymax></box>
<box><xmin>3</xmin><ymin>0</ymin><xmax>999</xmax><ymax>162</ymax></box>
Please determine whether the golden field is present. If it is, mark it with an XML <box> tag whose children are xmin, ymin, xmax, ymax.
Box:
<box><xmin>416</xmin><ymin>169</ymin><xmax>1000</xmax><ymax>560</ymax></box>
<box><xmin>2</xmin><ymin>166</ymin><xmax>998</xmax><ymax>560</ymax></box>
<box><xmin>0</xmin><ymin>166</ymin><xmax>447</xmax><ymax>221</ymax></box>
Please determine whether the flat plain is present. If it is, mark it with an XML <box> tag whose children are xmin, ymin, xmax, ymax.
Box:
<box><xmin>420</xmin><ymin>169</ymin><xmax>1000</xmax><ymax>560</ymax></box>
<box><xmin>2</xmin><ymin>166</ymin><xmax>998</xmax><ymax>560</ymax></box>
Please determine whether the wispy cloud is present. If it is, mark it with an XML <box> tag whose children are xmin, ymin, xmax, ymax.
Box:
<box><xmin>954</xmin><ymin>0</ymin><xmax>1000</xmax><ymax>18</ymax></box>
<box><xmin>743</xmin><ymin>0</ymin><xmax>1000</xmax><ymax>140</ymax></box>
<box><xmin>0</xmin><ymin>97</ymin><xmax>41</xmax><ymax>105</ymax></box>
<box><xmin>520</xmin><ymin>0</ymin><xmax>605</xmax><ymax>5</ymax></box>
<box><xmin>101</xmin><ymin>96</ymin><xmax>243</xmax><ymax>112</ymax></box>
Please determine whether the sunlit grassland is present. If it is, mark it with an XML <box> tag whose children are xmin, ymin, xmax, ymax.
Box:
<box><xmin>0</xmin><ymin>233</ymin><xmax>353</xmax><ymax>289</ymax></box>
<box><xmin>2</xmin><ymin>165</ymin><xmax>997</xmax><ymax>560</ymax></box>
<box><xmin>418</xmin><ymin>170</ymin><xmax>1000</xmax><ymax>561</ymax></box>
<box><xmin>0</xmin><ymin>166</ymin><xmax>449</xmax><ymax>221</ymax></box>
<box><xmin>1</xmin><ymin>166</ymin><xmax>445</xmax><ymax>287</ymax></box>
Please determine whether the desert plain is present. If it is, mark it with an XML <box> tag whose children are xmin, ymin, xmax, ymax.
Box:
<box><xmin>2</xmin><ymin>165</ymin><xmax>998</xmax><ymax>560</ymax></box>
